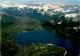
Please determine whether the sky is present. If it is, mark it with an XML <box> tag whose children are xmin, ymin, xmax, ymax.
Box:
<box><xmin>0</xmin><ymin>0</ymin><xmax>80</xmax><ymax>3</ymax></box>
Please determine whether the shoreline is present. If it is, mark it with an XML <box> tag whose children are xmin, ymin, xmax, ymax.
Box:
<box><xmin>47</xmin><ymin>43</ymin><xmax>67</xmax><ymax>56</ymax></box>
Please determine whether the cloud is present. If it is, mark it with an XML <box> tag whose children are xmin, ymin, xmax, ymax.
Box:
<box><xmin>78</xmin><ymin>0</ymin><xmax>80</xmax><ymax>1</ymax></box>
<box><xmin>0</xmin><ymin>0</ymin><xmax>2</xmax><ymax>2</ymax></box>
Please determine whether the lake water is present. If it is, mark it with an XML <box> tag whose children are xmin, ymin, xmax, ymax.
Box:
<box><xmin>10</xmin><ymin>31</ymin><xmax>79</xmax><ymax>56</ymax></box>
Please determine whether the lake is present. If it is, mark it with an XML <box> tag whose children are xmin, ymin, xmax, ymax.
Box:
<box><xmin>10</xmin><ymin>31</ymin><xmax>79</xmax><ymax>56</ymax></box>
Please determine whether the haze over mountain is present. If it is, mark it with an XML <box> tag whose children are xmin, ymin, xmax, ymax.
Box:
<box><xmin>1</xmin><ymin>2</ymin><xmax>80</xmax><ymax>32</ymax></box>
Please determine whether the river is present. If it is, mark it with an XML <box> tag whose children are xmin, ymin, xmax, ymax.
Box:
<box><xmin>10</xmin><ymin>31</ymin><xmax>79</xmax><ymax>56</ymax></box>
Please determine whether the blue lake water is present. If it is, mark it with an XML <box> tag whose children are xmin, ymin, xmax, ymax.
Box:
<box><xmin>10</xmin><ymin>31</ymin><xmax>79</xmax><ymax>56</ymax></box>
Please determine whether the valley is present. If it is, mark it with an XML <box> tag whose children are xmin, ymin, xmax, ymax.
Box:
<box><xmin>1</xmin><ymin>2</ymin><xmax>80</xmax><ymax>56</ymax></box>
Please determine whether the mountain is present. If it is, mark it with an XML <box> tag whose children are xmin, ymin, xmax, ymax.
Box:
<box><xmin>1</xmin><ymin>3</ymin><xmax>80</xmax><ymax>17</ymax></box>
<box><xmin>1</xmin><ymin>2</ymin><xmax>80</xmax><ymax>42</ymax></box>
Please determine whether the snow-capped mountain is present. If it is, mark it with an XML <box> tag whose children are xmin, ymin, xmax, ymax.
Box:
<box><xmin>1</xmin><ymin>2</ymin><xmax>80</xmax><ymax>22</ymax></box>
<box><xmin>1</xmin><ymin>2</ymin><xmax>80</xmax><ymax>16</ymax></box>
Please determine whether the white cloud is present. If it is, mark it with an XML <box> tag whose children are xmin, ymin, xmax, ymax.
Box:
<box><xmin>0</xmin><ymin>0</ymin><xmax>2</xmax><ymax>2</ymax></box>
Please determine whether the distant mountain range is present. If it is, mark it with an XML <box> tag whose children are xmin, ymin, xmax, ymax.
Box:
<box><xmin>1</xmin><ymin>3</ymin><xmax>80</xmax><ymax>21</ymax></box>
<box><xmin>1</xmin><ymin>3</ymin><xmax>80</xmax><ymax>16</ymax></box>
